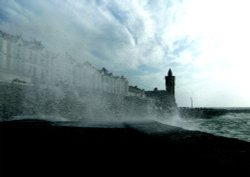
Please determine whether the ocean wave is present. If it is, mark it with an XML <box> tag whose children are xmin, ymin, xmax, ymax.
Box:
<box><xmin>162</xmin><ymin>113</ymin><xmax>250</xmax><ymax>142</ymax></box>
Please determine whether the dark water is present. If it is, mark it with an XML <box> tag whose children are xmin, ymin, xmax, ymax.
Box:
<box><xmin>161</xmin><ymin>112</ymin><xmax>250</xmax><ymax>142</ymax></box>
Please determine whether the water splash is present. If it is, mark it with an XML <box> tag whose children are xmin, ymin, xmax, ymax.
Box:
<box><xmin>158</xmin><ymin>111</ymin><xmax>250</xmax><ymax>142</ymax></box>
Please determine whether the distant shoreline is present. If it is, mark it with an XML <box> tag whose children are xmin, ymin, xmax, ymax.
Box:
<box><xmin>178</xmin><ymin>107</ymin><xmax>250</xmax><ymax>118</ymax></box>
<box><xmin>179</xmin><ymin>107</ymin><xmax>250</xmax><ymax>110</ymax></box>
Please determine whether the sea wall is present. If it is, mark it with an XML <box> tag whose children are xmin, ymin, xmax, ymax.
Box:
<box><xmin>0</xmin><ymin>82</ymin><xmax>155</xmax><ymax>121</ymax></box>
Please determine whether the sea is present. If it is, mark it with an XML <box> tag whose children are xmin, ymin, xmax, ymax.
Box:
<box><xmin>161</xmin><ymin>108</ymin><xmax>250</xmax><ymax>142</ymax></box>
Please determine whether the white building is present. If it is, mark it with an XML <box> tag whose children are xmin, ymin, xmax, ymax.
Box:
<box><xmin>0</xmin><ymin>30</ymin><xmax>129</xmax><ymax>96</ymax></box>
<box><xmin>0</xmin><ymin>30</ymin><xmax>53</xmax><ymax>85</ymax></box>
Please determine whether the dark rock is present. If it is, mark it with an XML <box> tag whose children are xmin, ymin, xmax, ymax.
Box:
<box><xmin>0</xmin><ymin>119</ymin><xmax>249</xmax><ymax>175</ymax></box>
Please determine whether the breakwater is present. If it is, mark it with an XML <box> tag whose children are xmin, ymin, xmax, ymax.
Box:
<box><xmin>179</xmin><ymin>107</ymin><xmax>250</xmax><ymax>119</ymax></box>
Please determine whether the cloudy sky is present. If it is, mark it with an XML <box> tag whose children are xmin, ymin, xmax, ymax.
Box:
<box><xmin>1</xmin><ymin>0</ymin><xmax>250</xmax><ymax>107</ymax></box>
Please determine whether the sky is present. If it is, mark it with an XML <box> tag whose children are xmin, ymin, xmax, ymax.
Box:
<box><xmin>1</xmin><ymin>0</ymin><xmax>250</xmax><ymax>107</ymax></box>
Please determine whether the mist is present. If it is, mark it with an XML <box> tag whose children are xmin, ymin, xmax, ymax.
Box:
<box><xmin>1</xmin><ymin>28</ymin><xmax>176</xmax><ymax>124</ymax></box>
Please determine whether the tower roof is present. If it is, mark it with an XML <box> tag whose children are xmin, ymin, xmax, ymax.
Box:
<box><xmin>168</xmin><ymin>69</ymin><xmax>173</xmax><ymax>76</ymax></box>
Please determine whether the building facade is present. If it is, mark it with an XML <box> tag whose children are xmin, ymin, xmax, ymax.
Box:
<box><xmin>0</xmin><ymin>30</ymin><xmax>53</xmax><ymax>85</ymax></box>
<box><xmin>0</xmin><ymin>30</ymin><xmax>129</xmax><ymax>96</ymax></box>
<box><xmin>128</xmin><ymin>86</ymin><xmax>145</xmax><ymax>98</ymax></box>
<box><xmin>145</xmin><ymin>69</ymin><xmax>177</xmax><ymax>109</ymax></box>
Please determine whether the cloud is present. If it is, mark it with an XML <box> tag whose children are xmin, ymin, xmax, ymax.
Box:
<box><xmin>1</xmin><ymin>0</ymin><xmax>250</xmax><ymax>107</ymax></box>
<box><xmin>0</xmin><ymin>0</ymin><xmax>174</xmax><ymax>68</ymax></box>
